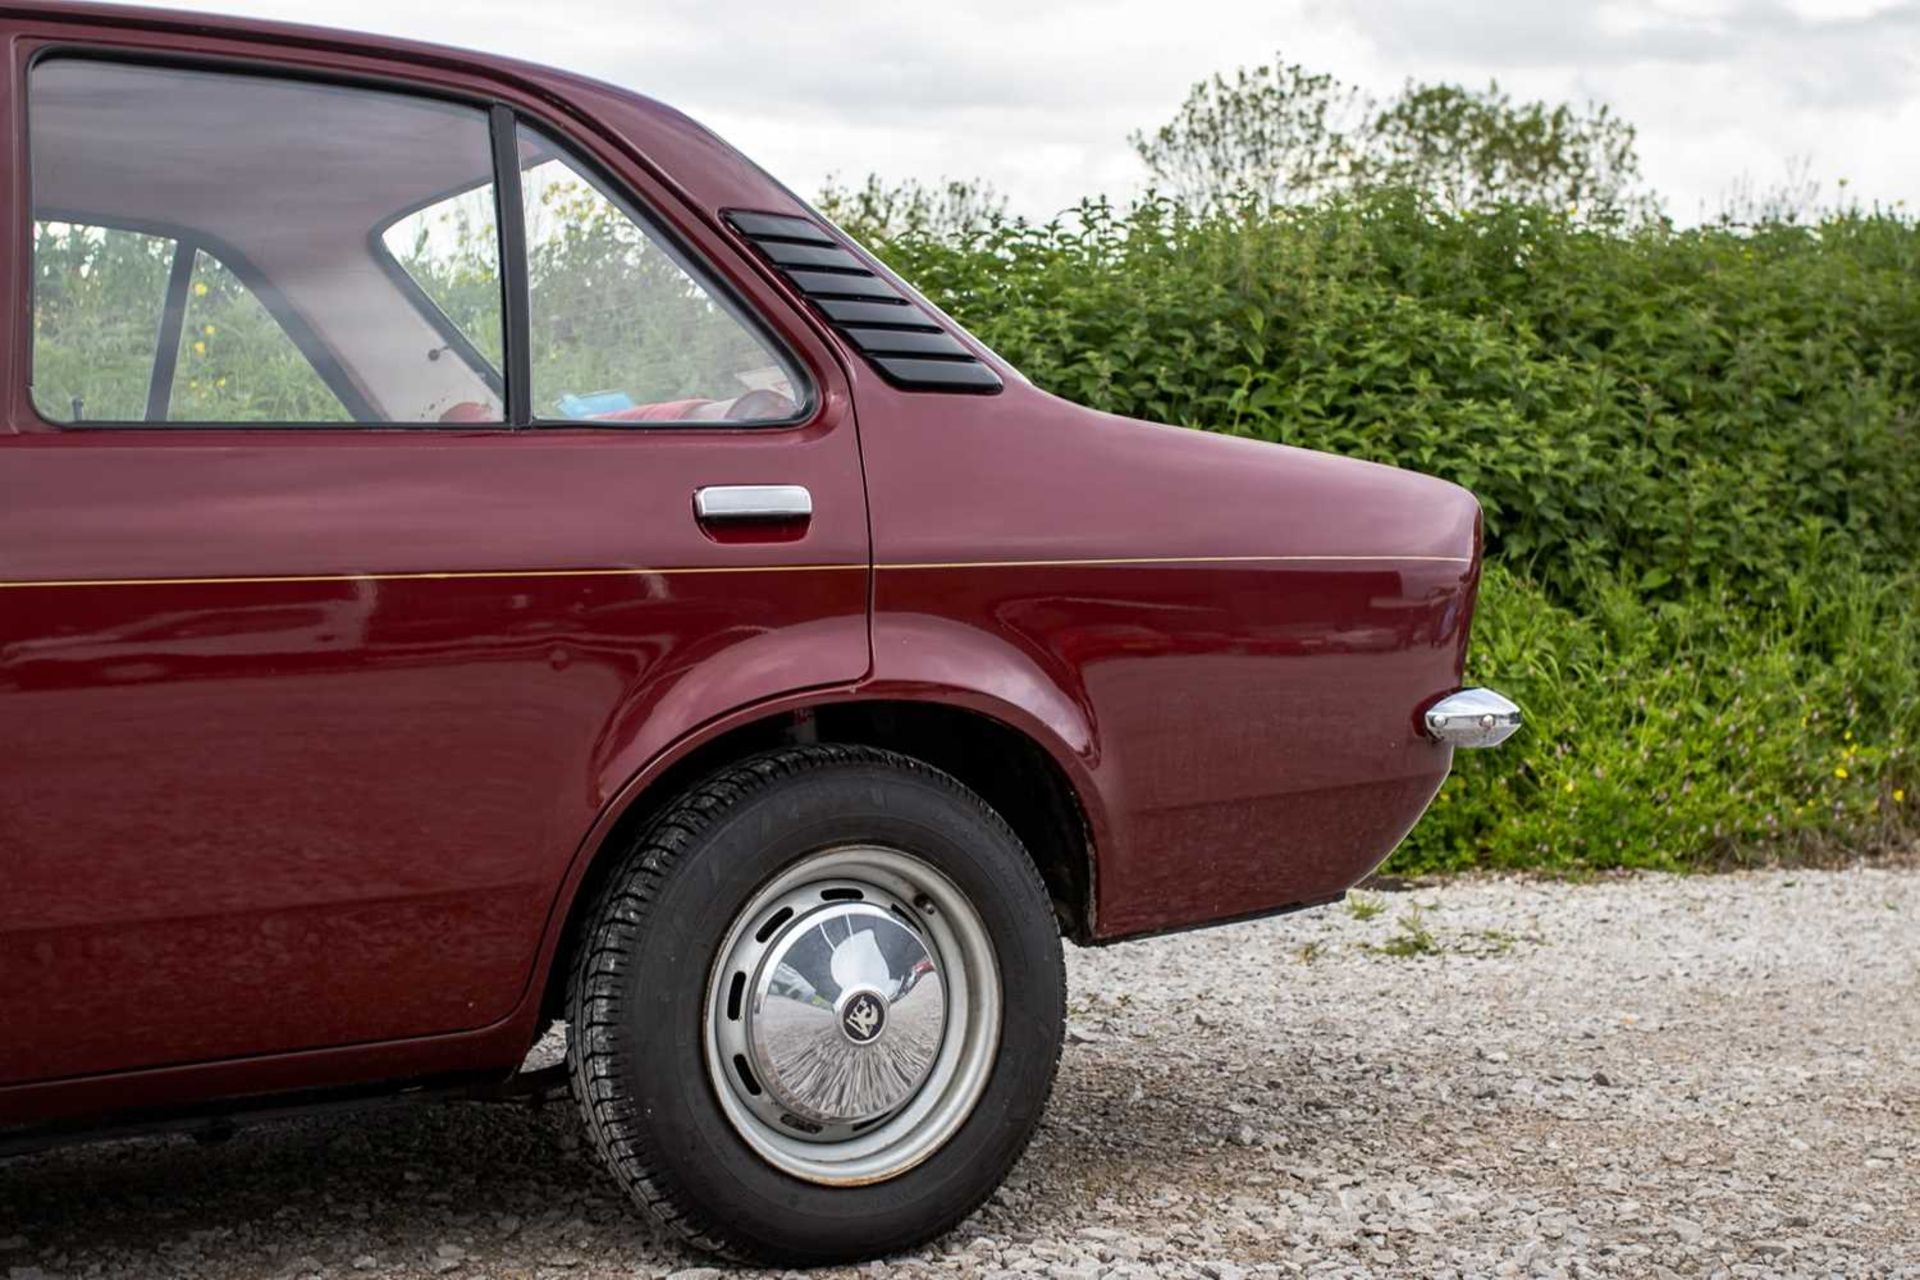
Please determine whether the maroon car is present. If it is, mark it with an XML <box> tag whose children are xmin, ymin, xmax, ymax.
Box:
<box><xmin>0</xmin><ymin>2</ymin><xmax>1520</xmax><ymax>1264</ymax></box>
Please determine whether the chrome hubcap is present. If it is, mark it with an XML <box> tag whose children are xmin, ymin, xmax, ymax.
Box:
<box><xmin>747</xmin><ymin>903</ymin><xmax>945</xmax><ymax>1125</ymax></box>
<box><xmin>705</xmin><ymin>846</ymin><xmax>1001</xmax><ymax>1185</ymax></box>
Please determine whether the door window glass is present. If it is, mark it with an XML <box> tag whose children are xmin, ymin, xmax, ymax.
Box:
<box><xmin>380</xmin><ymin>184</ymin><xmax>505</xmax><ymax>374</ymax></box>
<box><xmin>31</xmin><ymin>221</ymin><xmax>173</xmax><ymax>423</ymax></box>
<box><xmin>169</xmin><ymin>251</ymin><xmax>349</xmax><ymax>422</ymax></box>
<box><xmin>30</xmin><ymin>58</ymin><xmax>505</xmax><ymax>425</ymax></box>
<box><xmin>519</xmin><ymin>128</ymin><xmax>804</xmax><ymax>424</ymax></box>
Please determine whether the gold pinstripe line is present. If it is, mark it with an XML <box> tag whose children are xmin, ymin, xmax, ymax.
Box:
<box><xmin>0</xmin><ymin>564</ymin><xmax>868</xmax><ymax>590</ymax></box>
<box><xmin>878</xmin><ymin>554</ymin><xmax>1472</xmax><ymax>570</ymax></box>
<box><xmin>0</xmin><ymin>553</ymin><xmax>1468</xmax><ymax>591</ymax></box>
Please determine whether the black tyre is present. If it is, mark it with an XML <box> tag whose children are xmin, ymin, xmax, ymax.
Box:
<box><xmin>564</xmin><ymin>744</ymin><xmax>1066</xmax><ymax>1264</ymax></box>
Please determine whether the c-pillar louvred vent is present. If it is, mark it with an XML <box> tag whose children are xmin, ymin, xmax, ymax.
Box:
<box><xmin>724</xmin><ymin>210</ymin><xmax>1003</xmax><ymax>395</ymax></box>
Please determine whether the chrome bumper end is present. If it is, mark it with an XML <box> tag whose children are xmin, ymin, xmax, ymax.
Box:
<box><xmin>1423</xmin><ymin>687</ymin><xmax>1522</xmax><ymax>748</ymax></box>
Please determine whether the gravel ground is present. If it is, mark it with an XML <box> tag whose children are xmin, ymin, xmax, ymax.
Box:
<box><xmin>3</xmin><ymin>864</ymin><xmax>1915</xmax><ymax>1279</ymax></box>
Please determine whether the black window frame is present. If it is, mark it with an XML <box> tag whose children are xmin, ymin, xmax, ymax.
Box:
<box><xmin>21</xmin><ymin>46</ymin><xmax>817</xmax><ymax>433</ymax></box>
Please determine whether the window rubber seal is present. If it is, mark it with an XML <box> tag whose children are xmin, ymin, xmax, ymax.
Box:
<box><xmin>489</xmin><ymin>104</ymin><xmax>533</xmax><ymax>429</ymax></box>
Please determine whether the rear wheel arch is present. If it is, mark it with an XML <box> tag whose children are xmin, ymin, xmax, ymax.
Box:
<box><xmin>535</xmin><ymin>694</ymin><xmax>1101</xmax><ymax>1029</ymax></box>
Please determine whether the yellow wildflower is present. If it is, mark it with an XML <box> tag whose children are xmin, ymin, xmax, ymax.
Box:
<box><xmin>192</xmin><ymin>281</ymin><xmax>208</xmax><ymax>297</ymax></box>
<box><xmin>202</xmin><ymin>324</ymin><xmax>217</xmax><ymax>337</ymax></box>
<box><xmin>1834</xmin><ymin>766</ymin><xmax>1848</xmax><ymax>780</ymax></box>
<box><xmin>1896</xmin><ymin>789</ymin><xmax>1907</xmax><ymax>804</ymax></box>
<box><xmin>192</xmin><ymin>340</ymin><xmax>206</xmax><ymax>356</ymax></box>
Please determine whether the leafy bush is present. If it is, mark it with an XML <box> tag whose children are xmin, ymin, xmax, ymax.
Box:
<box><xmin>863</xmin><ymin>193</ymin><xmax>1920</xmax><ymax>605</ymax></box>
<box><xmin>848</xmin><ymin>192</ymin><xmax>1920</xmax><ymax>870</ymax></box>
<box><xmin>1404</xmin><ymin>559</ymin><xmax>1916</xmax><ymax>872</ymax></box>
<box><xmin>34</xmin><ymin>222</ymin><xmax>351</xmax><ymax>423</ymax></box>
<box><xmin>1130</xmin><ymin>59</ymin><xmax>1645</xmax><ymax>216</ymax></box>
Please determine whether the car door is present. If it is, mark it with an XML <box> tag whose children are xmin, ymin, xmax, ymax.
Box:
<box><xmin>0</xmin><ymin>36</ymin><xmax>868</xmax><ymax>1086</ymax></box>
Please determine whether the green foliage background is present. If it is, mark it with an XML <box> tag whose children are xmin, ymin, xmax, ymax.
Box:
<box><xmin>33</xmin><ymin>223</ymin><xmax>347</xmax><ymax>423</ymax></box>
<box><xmin>34</xmin><ymin>163</ymin><xmax>778</xmax><ymax>426</ymax></box>
<box><xmin>31</xmin><ymin>91</ymin><xmax>1916</xmax><ymax>873</ymax></box>
<box><xmin>840</xmin><ymin>192</ymin><xmax>1919</xmax><ymax>872</ymax></box>
<box><xmin>384</xmin><ymin>164</ymin><xmax>783</xmax><ymax>414</ymax></box>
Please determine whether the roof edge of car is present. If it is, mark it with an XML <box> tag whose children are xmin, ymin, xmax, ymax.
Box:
<box><xmin>0</xmin><ymin>1</ymin><xmax>667</xmax><ymax>121</ymax></box>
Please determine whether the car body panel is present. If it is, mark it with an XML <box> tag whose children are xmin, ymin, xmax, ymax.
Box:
<box><xmin>0</xmin><ymin>417</ymin><xmax>872</xmax><ymax>1091</ymax></box>
<box><xmin>0</xmin><ymin>2</ymin><xmax>1487</xmax><ymax>1130</ymax></box>
<box><xmin>0</xmin><ymin>5</ymin><xmax>876</xmax><ymax>1091</ymax></box>
<box><xmin>854</xmin><ymin>389</ymin><xmax>1478</xmax><ymax>937</ymax></box>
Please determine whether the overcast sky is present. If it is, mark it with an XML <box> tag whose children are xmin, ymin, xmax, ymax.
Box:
<box><xmin>141</xmin><ymin>0</ymin><xmax>1918</xmax><ymax>223</ymax></box>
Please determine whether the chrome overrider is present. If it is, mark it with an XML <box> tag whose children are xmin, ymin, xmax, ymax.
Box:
<box><xmin>1423</xmin><ymin>687</ymin><xmax>1523</xmax><ymax>748</ymax></box>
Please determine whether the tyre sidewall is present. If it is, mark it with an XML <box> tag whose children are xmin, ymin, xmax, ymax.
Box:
<box><xmin>598</xmin><ymin>756</ymin><xmax>1064</xmax><ymax>1262</ymax></box>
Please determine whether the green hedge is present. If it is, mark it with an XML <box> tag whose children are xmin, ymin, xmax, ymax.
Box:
<box><xmin>857</xmin><ymin>193</ymin><xmax>1920</xmax><ymax>870</ymax></box>
<box><xmin>1408</xmin><ymin>560</ymin><xmax>1916</xmax><ymax>872</ymax></box>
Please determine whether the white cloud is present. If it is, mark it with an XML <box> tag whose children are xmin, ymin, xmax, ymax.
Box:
<box><xmin>97</xmin><ymin>0</ymin><xmax>1920</xmax><ymax>223</ymax></box>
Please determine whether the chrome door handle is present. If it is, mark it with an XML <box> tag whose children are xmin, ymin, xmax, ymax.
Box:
<box><xmin>693</xmin><ymin>485</ymin><xmax>813</xmax><ymax>521</ymax></box>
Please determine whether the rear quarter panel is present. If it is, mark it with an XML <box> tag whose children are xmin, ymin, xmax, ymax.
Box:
<box><xmin>857</xmin><ymin>379</ymin><xmax>1480</xmax><ymax>940</ymax></box>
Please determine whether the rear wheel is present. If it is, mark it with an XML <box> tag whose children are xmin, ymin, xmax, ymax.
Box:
<box><xmin>564</xmin><ymin>745</ymin><xmax>1066</xmax><ymax>1264</ymax></box>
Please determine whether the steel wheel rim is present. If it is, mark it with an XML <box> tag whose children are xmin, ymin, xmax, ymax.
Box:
<box><xmin>703</xmin><ymin>845</ymin><xmax>1002</xmax><ymax>1185</ymax></box>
